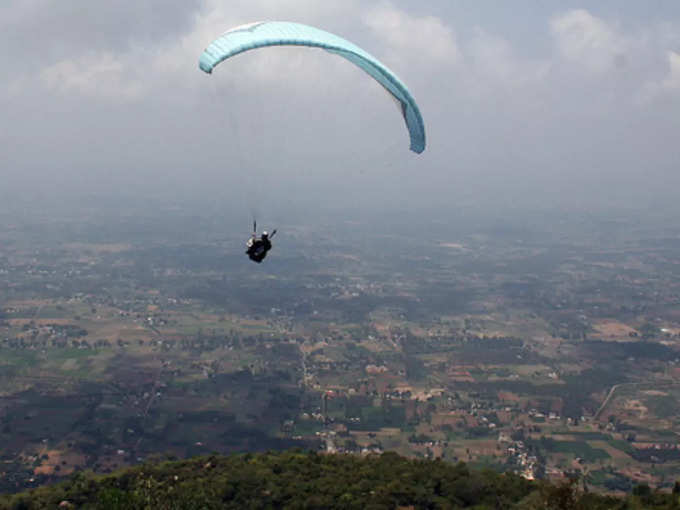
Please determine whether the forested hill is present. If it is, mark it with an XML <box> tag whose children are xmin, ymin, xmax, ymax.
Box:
<box><xmin>0</xmin><ymin>450</ymin><xmax>676</xmax><ymax>509</ymax></box>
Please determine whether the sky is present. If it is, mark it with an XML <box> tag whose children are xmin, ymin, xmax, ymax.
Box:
<box><xmin>2</xmin><ymin>1</ymin><xmax>680</xmax><ymax>220</ymax></box>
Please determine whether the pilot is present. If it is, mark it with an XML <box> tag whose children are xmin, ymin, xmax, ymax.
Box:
<box><xmin>246</xmin><ymin>230</ymin><xmax>274</xmax><ymax>263</ymax></box>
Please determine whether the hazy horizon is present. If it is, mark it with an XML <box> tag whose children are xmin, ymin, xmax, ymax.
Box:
<box><xmin>2</xmin><ymin>1</ymin><xmax>680</xmax><ymax>223</ymax></box>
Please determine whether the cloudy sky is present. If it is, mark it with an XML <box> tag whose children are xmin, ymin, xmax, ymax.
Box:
<box><xmin>2</xmin><ymin>1</ymin><xmax>680</xmax><ymax>218</ymax></box>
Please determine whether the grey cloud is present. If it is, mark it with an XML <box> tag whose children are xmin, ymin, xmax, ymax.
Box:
<box><xmin>2</xmin><ymin>1</ymin><xmax>680</xmax><ymax>216</ymax></box>
<box><xmin>2</xmin><ymin>0</ymin><xmax>201</xmax><ymax>49</ymax></box>
<box><xmin>1</xmin><ymin>0</ymin><xmax>201</xmax><ymax>80</ymax></box>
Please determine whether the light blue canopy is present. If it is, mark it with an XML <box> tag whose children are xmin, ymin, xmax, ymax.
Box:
<box><xmin>199</xmin><ymin>21</ymin><xmax>426</xmax><ymax>154</ymax></box>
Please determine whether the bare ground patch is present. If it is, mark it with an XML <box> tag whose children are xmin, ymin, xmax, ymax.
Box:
<box><xmin>592</xmin><ymin>320</ymin><xmax>637</xmax><ymax>340</ymax></box>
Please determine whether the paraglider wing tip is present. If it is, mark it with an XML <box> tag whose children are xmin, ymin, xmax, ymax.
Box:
<box><xmin>198</xmin><ymin>58</ymin><xmax>214</xmax><ymax>74</ymax></box>
<box><xmin>410</xmin><ymin>140</ymin><xmax>426</xmax><ymax>154</ymax></box>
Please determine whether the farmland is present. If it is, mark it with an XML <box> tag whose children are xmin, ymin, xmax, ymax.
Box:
<box><xmin>3</xmin><ymin>200</ymin><xmax>680</xmax><ymax>493</ymax></box>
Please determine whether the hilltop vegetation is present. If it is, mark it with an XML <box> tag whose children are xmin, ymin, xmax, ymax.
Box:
<box><xmin>2</xmin><ymin>450</ymin><xmax>679</xmax><ymax>509</ymax></box>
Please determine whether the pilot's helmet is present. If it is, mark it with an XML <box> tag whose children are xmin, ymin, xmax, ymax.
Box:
<box><xmin>262</xmin><ymin>231</ymin><xmax>268</xmax><ymax>238</ymax></box>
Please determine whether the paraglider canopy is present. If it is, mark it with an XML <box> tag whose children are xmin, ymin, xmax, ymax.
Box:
<box><xmin>199</xmin><ymin>21</ymin><xmax>426</xmax><ymax>154</ymax></box>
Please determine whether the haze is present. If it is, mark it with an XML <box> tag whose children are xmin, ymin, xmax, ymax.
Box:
<box><xmin>2</xmin><ymin>1</ymin><xmax>680</xmax><ymax>222</ymax></box>
<box><xmin>7</xmin><ymin>2</ymin><xmax>680</xmax><ymax>496</ymax></box>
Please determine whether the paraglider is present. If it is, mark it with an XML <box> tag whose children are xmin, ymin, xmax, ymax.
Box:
<box><xmin>198</xmin><ymin>21</ymin><xmax>426</xmax><ymax>153</ymax></box>
<box><xmin>246</xmin><ymin>221</ymin><xmax>276</xmax><ymax>264</ymax></box>
<box><xmin>199</xmin><ymin>22</ymin><xmax>426</xmax><ymax>262</ymax></box>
